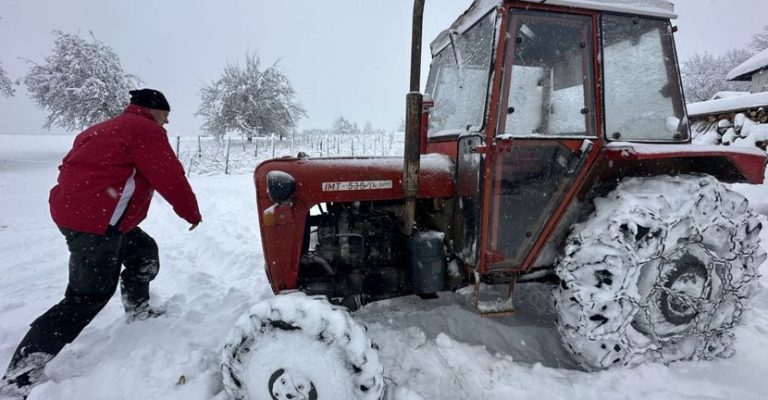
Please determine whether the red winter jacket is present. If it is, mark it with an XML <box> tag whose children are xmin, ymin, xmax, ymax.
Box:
<box><xmin>50</xmin><ymin>104</ymin><xmax>202</xmax><ymax>234</ymax></box>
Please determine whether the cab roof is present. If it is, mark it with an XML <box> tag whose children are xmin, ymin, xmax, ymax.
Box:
<box><xmin>430</xmin><ymin>0</ymin><xmax>676</xmax><ymax>55</ymax></box>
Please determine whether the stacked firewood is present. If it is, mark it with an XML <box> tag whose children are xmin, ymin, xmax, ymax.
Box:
<box><xmin>691</xmin><ymin>107</ymin><xmax>768</xmax><ymax>150</ymax></box>
<box><xmin>693</xmin><ymin>107</ymin><xmax>768</xmax><ymax>132</ymax></box>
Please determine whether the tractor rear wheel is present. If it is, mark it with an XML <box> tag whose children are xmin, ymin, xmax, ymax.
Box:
<box><xmin>222</xmin><ymin>293</ymin><xmax>385</xmax><ymax>400</ymax></box>
<box><xmin>554</xmin><ymin>175</ymin><xmax>764</xmax><ymax>370</ymax></box>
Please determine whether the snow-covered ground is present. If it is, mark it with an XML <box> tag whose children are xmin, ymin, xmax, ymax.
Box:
<box><xmin>1</xmin><ymin>135</ymin><xmax>767</xmax><ymax>400</ymax></box>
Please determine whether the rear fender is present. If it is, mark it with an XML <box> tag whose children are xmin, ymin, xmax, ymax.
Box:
<box><xmin>532</xmin><ymin>143</ymin><xmax>766</xmax><ymax>269</ymax></box>
<box><xmin>600</xmin><ymin>143</ymin><xmax>767</xmax><ymax>184</ymax></box>
<box><xmin>254</xmin><ymin>155</ymin><xmax>455</xmax><ymax>293</ymax></box>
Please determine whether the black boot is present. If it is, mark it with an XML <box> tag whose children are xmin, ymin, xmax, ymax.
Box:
<box><xmin>1</xmin><ymin>351</ymin><xmax>52</xmax><ymax>399</ymax></box>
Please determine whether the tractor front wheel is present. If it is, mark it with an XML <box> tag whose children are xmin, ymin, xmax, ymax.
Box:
<box><xmin>554</xmin><ymin>175</ymin><xmax>764</xmax><ymax>369</ymax></box>
<box><xmin>222</xmin><ymin>293</ymin><xmax>385</xmax><ymax>400</ymax></box>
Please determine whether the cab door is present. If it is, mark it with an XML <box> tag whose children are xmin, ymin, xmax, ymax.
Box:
<box><xmin>481</xmin><ymin>7</ymin><xmax>600</xmax><ymax>272</ymax></box>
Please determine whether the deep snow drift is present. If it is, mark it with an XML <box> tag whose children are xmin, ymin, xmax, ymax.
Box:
<box><xmin>1</xmin><ymin>135</ymin><xmax>767</xmax><ymax>400</ymax></box>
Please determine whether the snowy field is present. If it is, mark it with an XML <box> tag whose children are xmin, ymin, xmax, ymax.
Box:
<box><xmin>1</xmin><ymin>134</ymin><xmax>768</xmax><ymax>400</ymax></box>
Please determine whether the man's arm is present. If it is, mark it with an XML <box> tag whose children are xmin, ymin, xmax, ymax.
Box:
<box><xmin>127</xmin><ymin>124</ymin><xmax>202</xmax><ymax>225</ymax></box>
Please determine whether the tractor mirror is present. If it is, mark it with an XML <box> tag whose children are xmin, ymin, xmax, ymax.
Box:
<box><xmin>266</xmin><ymin>170</ymin><xmax>296</xmax><ymax>204</ymax></box>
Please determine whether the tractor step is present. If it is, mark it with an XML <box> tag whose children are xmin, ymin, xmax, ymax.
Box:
<box><xmin>471</xmin><ymin>273</ymin><xmax>516</xmax><ymax>318</ymax></box>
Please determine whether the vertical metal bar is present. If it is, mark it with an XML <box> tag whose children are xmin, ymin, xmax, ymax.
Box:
<box><xmin>409</xmin><ymin>0</ymin><xmax>425</xmax><ymax>93</ymax></box>
<box><xmin>403</xmin><ymin>0</ymin><xmax>425</xmax><ymax>236</ymax></box>
<box><xmin>403</xmin><ymin>92</ymin><xmax>423</xmax><ymax>236</ymax></box>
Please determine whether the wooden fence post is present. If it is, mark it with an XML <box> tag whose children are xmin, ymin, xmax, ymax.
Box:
<box><xmin>225</xmin><ymin>136</ymin><xmax>231</xmax><ymax>174</ymax></box>
<box><xmin>186</xmin><ymin>155</ymin><xmax>194</xmax><ymax>176</ymax></box>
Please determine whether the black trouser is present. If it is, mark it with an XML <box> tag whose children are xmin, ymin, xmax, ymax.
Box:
<box><xmin>4</xmin><ymin>226</ymin><xmax>159</xmax><ymax>382</ymax></box>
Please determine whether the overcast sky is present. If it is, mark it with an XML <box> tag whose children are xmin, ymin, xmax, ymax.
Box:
<box><xmin>0</xmin><ymin>0</ymin><xmax>764</xmax><ymax>136</ymax></box>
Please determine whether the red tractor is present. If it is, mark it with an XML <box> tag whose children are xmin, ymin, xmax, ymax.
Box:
<box><xmin>222</xmin><ymin>1</ymin><xmax>767</xmax><ymax>399</ymax></box>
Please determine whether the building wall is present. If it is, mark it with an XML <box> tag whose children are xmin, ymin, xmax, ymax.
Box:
<box><xmin>752</xmin><ymin>70</ymin><xmax>768</xmax><ymax>93</ymax></box>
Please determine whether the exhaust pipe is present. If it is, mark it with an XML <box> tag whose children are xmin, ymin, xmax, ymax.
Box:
<box><xmin>403</xmin><ymin>0</ymin><xmax>425</xmax><ymax>236</ymax></box>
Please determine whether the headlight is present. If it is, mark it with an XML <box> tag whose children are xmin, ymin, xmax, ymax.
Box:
<box><xmin>266</xmin><ymin>170</ymin><xmax>296</xmax><ymax>204</ymax></box>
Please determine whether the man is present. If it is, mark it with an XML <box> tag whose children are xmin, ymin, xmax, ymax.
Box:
<box><xmin>0</xmin><ymin>89</ymin><xmax>202</xmax><ymax>397</ymax></box>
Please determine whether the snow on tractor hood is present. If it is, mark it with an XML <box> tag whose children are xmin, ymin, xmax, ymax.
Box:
<box><xmin>430</xmin><ymin>0</ymin><xmax>676</xmax><ymax>56</ymax></box>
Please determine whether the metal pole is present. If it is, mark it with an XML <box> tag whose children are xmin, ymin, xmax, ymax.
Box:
<box><xmin>409</xmin><ymin>0</ymin><xmax>424</xmax><ymax>93</ymax></box>
<box><xmin>403</xmin><ymin>0</ymin><xmax>425</xmax><ymax>236</ymax></box>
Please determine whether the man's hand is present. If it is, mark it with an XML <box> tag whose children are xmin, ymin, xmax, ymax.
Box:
<box><xmin>189</xmin><ymin>221</ymin><xmax>201</xmax><ymax>231</ymax></box>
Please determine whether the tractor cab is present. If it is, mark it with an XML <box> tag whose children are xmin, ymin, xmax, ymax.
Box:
<box><xmin>424</xmin><ymin>0</ymin><xmax>691</xmax><ymax>275</ymax></box>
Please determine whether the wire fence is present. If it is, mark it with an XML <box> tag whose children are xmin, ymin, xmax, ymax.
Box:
<box><xmin>174</xmin><ymin>133</ymin><xmax>405</xmax><ymax>175</ymax></box>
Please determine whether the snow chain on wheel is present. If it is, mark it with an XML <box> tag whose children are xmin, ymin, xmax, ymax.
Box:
<box><xmin>554</xmin><ymin>175</ymin><xmax>765</xmax><ymax>370</ymax></box>
<box><xmin>222</xmin><ymin>293</ymin><xmax>385</xmax><ymax>400</ymax></box>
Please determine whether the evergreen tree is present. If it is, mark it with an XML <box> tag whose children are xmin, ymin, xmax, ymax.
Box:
<box><xmin>196</xmin><ymin>53</ymin><xmax>306</xmax><ymax>141</ymax></box>
<box><xmin>23</xmin><ymin>31</ymin><xmax>140</xmax><ymax>130</ymax></box>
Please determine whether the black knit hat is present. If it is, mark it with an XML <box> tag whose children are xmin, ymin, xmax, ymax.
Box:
<box><xmin>129</xmin><ymin>88</ymin><xmax>171</xmax><ymax>111</ymax></box>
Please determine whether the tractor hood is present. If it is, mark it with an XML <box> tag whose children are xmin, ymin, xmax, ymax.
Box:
<box><xmin>254</xmin><ymin>154</ymin><xmax>455</xmax><ymax>207</ymax></box>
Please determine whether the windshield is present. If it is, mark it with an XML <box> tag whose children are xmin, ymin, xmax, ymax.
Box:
<box><xmin>426</xmin><ymin>12</ymin><xmax>496</xmax><ymax>138</ymax></box>
<box><xmin>601</xmin><ymin>15</ymin><xmax>687</xmax><ymax>141</ymax></box>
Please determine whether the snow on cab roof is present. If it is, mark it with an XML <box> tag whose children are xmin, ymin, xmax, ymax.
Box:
<box><xmin>727</xmin><ymin>48</ymin><xmax>768</xmax><ymax>81</ymax></box>
<box><xmin>430</xmin><ymin>0</ymin><xmax>676</xmax><ymax>56</ymax></box>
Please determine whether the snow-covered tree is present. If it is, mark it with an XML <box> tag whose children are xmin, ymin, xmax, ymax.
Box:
<box><xmin>681</xmin><ymin>49</ymin><xmax>753</xmax><ymax>102</ymax></box>
<box><xmin>0</xmin><ymin>62</ymin><xmax>13</xmax><ymax>97</ymax></box>
<box><xmin>196</xmin><ymin>53</ymin><xmax>306</xmax><ymax>141</ymax></box>
<box><xmin>23</xmin><ymin>31</ymin><xmax>140</xmax><ymax>130</ymax></box>
<box><xmin>330</xmin><ymin>116</ymin><xmax>359</xmax><ymax>135</ymax></box>
<box><xmin>197</xmin><ymin>79</ymin><xmax>228</xmax><ymax>140</ymax></box>
<box><xmin>750</xmin><ymin>25</ymin><xmax>768</xmax><ymax>52</ymax></box>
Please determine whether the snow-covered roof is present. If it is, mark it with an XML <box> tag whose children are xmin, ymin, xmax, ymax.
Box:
<box><xmin>727</xmin><ymin>48</ymin><xmax>768</xmax><ymax>81</ymax></box>
<box><xmin>430</xmin><ymin>0</ymin><xmax>676</xmax><ymax>55</ymax></box>
<box><xmin>687</xmin><ymin>91</ymin><xmax>768</xmax><ymax>117</ymax></box>
<box><xmin>709</xmin><ymin>91</ymin><xmax>750</xmax><ymax>100</ymax></box>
